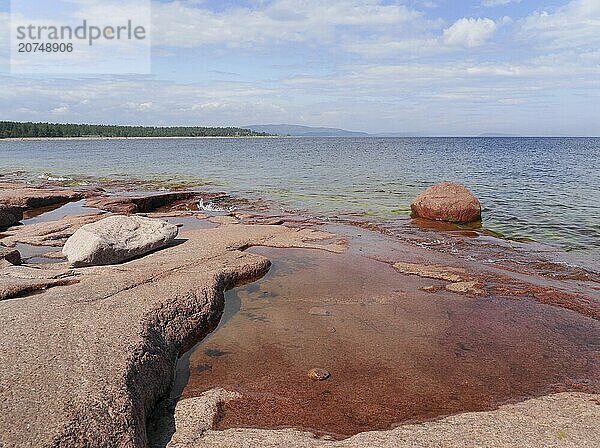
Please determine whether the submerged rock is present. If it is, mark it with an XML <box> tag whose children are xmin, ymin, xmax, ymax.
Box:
<box><xmin>62</xmin><ymin>215</ymin><xmax>178</xmax><ymax>267</ymax></box>
<box><xmin>393</xmin><ymin>261</ymin><xmax>466</xmax><ymax>282</ymax></box>
<box><xmin>446</xmin><ymin>280</ymin><xmax>486</xmax><ymax>295</ymax></box>
<box><xmin>411</xmin><ymin>182</ymin><xmax>481</xmax><ymax>223</ymax></box>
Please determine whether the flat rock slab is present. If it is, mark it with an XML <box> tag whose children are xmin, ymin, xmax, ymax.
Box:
<box><xmin>393</xmin><ymin>261</ymin><xmax>467</xmax><ymax>282</ymax></box>
<box><xmin>0</xmin><ymin>276</ymin><xmax>77</xmax><ymax>301</ymax></box>
<box><xmin>0</xmin><ymin>183</ymin><xmax>89</xmax><ymax>228</ymax></box>
<box><xmin>62</xmin><ymin>215</ymin><xmax>179</xmax><ymax>267</ymax></box>
<box><xmin>446</xmin><ymin>280</ymin><xmax>486</xmax><ymax>295</ymax></box>
<box><xmin>0</xmin><ymin>265</ymin><xmax>78</xmax><ymax>300</ymax></box>
<box><xmin>1</xmin><ymin>213</ymin><xmax>105</xmax><ymax>247</ymax></box>
<box><xmin>168</xmin><ymin>391</ymin><xmax>600</xmax><ymax>448</ymax></box>
<box><xmin>0</xmin><ymin>224</ymin><xmax>342</xmax><ymax>447</ymax></box>
<box><xmin>0</xmin><ymin>183</ymin><xmax>83</xmax><ymax>209</ymax></box>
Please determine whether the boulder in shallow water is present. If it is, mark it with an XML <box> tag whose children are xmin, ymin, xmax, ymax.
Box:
<box><xmin>62</xmin><ymin>215</ymin><xmax>178</xmax><ymax>267</ymax></box>
<box><xmin>411</xmin><ymin>182</ymin><xmax>481</xmax><ymax>223</ymax></box>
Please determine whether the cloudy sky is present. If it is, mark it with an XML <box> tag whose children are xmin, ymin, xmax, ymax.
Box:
<box><xmin>1</xmin><ymin>0</ymin><xmax>599</xmax><ymax>135</ymax></box>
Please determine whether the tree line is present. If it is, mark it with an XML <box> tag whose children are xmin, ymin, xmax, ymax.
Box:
<box><xmin>0</xmin><ymin>121</ymin><xmax>270</xmax><ymax>139</ymax></box>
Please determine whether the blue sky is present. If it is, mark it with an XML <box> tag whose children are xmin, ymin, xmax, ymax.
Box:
<box><xmin>1</xmin><ymin>0</ymin><xmax>599</xmax><ymax>135</ymax></box>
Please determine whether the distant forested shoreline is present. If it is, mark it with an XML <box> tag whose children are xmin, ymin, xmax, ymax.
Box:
<box><xmin>0</xmin><ymin>121</ymin><xmax>271</xmax><ymax>139</ymax></box>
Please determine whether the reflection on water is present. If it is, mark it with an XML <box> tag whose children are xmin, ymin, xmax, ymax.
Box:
<box><xmin>21</xmin><ymin>200</ymin><xmax>100</xmax><ymax>223</ymax></box>
<box><xmin>1</xmin><ymin>137</ymin><xmax>598</xmax><ymax>258</ymax></box>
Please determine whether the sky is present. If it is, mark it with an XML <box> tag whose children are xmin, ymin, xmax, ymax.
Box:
<box><xmin>0</xmin><ymin>0</ymin><xmax>599</xmax><ymax>135</ymax></box>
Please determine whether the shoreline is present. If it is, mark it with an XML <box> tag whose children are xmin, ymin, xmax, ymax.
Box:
<box><xmin>0</xmin><ymin>182</ymin><xmax>598</xmax><ymax>447</ymax></box>
<box><xmin>1</xmin><ymin>172</ymin><xmax>597</xmax><ymax>272</ymax></box>
<box><xmin>0</xmin><ymin>135</ymin><xmax>283</xmax><ymax>141</ymax></box>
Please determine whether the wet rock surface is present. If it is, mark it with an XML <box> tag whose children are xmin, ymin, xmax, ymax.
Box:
<box><xmin>62</xmin><ymin>215</ymin><xmax>179</xmax><ymax>267</ymax></box>
<box><xmin>0</xmin><ymin>183</ymin><xmax>598</xmax><ymax>447</ymax></box>
<box><xmin>445</xmin><ymin>280</ymin><xmax>486</xmax><ymax>295</ymax></box>
<box><xmin>411</xmin><ymin>182</ymin><xmax>481</xmax><ymax>223</ymax></box>
<box><xmin>0</xmin><ymin>182</ymin><xmax>84</xmax><ymax>210</ymax></box>
<box><xmin>86</xmin><ymin>191</ymin><xmax>226</xmax><ymax>214</ymax></box>
<box><xmin>393</xmin><ymin>261</ymin><xmax>467</xmax><ymax>282</ymax></box>
<box><xmin>169</xmin><ymin>392</ymin><xmax>600</xmax><ymax>447</ymax></box>
<box><xmin>180</xmin><ymin>242</ymin><xmax>599</xmax><ymax>439</ymax></box>
<box><xmin>0</xmin><ymin>182</ymin><xmax>95</xmax><ymax>229</ymax></box>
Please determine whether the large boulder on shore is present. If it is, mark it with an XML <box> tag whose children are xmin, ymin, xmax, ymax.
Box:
<box><xmin>62</xmin><ymin>215</ymin><xmax>178</xmax><ymax>267</ymax></box>
<box><xmin>411</xmin><ymin>182</ymin><xmax>481</xmax><ymax>223</ymax></box>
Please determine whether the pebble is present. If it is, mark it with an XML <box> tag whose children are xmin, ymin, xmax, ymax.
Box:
<box><xmin>308</xmin><ymin>368</ymin><xmax>331</xmax><ymax>381</ymax></box>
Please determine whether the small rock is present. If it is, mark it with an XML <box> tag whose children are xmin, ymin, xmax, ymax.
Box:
<box><xmin>0</xmin><ymin>246</ymin><xmax>22</xmax><ymax>265</ymax></box>
<box><xmin>421</xmin><ymin>285</ymin><xmax>438</xmax><ymax>293</ymax></box>
<box><xmin>309</xmin><ymin>307</ymin><xmax>331</xmax><ymax>316</ymax></box>
<box><xmin>308</xmin><ymin>368</ymin><xmax>330</xmax><ymax>381</ymax></box>
<box><xmin>63</xmin><ymin>215</ymin><xmax>178</xmax><ymax>267</ymax></box>
<box><xmin>411</xmin><ymin>182</ymin><xmax>481</xmax><ymax>223</ymax></box>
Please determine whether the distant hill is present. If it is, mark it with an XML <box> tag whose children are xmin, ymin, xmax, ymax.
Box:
<box><xmin>245</xmin><ymin>124</ymin><xmax>369</xmax><ymax>137</ymax></box>
<box><xmin>373</xmin><ymin>132</ymin><xmax>425</xmax><ymax>137</ymax></box>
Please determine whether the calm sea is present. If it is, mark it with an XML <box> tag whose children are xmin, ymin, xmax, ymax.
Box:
<box><xmin>1</xmin><ymin>137</ymin><xmax>598</xmax><ymax>261</ymax></box>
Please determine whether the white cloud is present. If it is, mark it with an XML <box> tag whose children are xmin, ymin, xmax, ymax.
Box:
<box><xmin>151</xmin><ymin>0</ymin><xmax>422</xmax><ymax>48</ymax></box>
<box><xmin>520</xmin><ymin>0</ymin><xmax>600</xmax><ymax>50</ymax></box>
<box><xmin>481</xmin><ymin>0</ymin><xmax>521</xmax><ymax>7</ymax></box>
<box><xmin>344</xmin><ymin>37</ymin><xmax>447</xmax><ymax>58</ymax></box>
<box><xmin>443</xmin><ymin>18</ymin><xmax>498</xmax><ymax>47</ymax></box>
<box><xmin>51</xmin><ymin>106</ymin><xmax>69</xmax><ymax>115</ymax></box>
